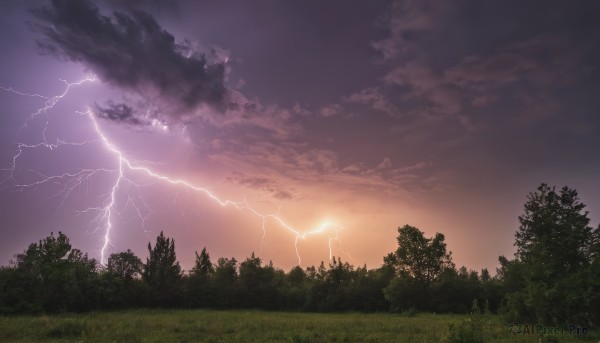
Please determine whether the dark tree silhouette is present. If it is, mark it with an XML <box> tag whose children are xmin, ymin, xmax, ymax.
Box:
<box><xmin>191</xmin><ymin>247</ymin><xmax>214</xmax><ymax>278</ymax></box>
<box><xmin>500</xmin><ymin>183</ymin><xmax>600</xmax><ymax>325</ymax></box>
<box><xmin>236</xmin><ymin>253</ymin><xmax>280</xmax><ymax>309</ymax></box>
<box><xmin>108</xmin><ymin>249</ymin><xmax>143</xmax><ymax>281</ymax></box>
<box><xmin>2</xmin><ymin>232</ymin><xmax>97</xmax><ymax>312</ymax></box>
<box><xmin>143</xmin><ymin>231</ymin><xmax>182</xmax><ymax>307</ymax></box>
<box><xmin>384</xmin><ymin>225</ymin><xmax>455</xmax><ymax>312</ymax></box>
<box><xmin>187</xmin><ymin>247</ymin><xmax>214</xmax><ymax>307</ymax></box>
<box><xmin>211</xmin><ymin>257</ymin><xmax>238</xmax><ymax>308</ymax></box>
<box><xmin>515</xmin><ymin>183</ymin><xmax>594</xmax><ymax>272</ymax></box>
<box><xmin>390</xmin><ymin>225</ymin><xmax>454</xmax><ymax>284</ymax></box>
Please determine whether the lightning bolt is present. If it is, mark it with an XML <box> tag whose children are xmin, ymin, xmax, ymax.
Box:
<box><xmin>2</xmin><ymin>76</ymin><xmax>351</xmax><ymax>266</ymax></box>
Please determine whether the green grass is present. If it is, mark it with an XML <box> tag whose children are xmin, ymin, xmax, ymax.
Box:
<box><xmin>0</xmin><ymin>310</ymin><xmax>597</xmax><ymax>342</ymax></box>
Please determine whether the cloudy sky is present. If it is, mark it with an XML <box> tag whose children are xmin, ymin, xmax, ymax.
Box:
<box><xmin>1</xmin><ymin>0</ymin><xmax>599</xmax><ymax>272</ymax></box>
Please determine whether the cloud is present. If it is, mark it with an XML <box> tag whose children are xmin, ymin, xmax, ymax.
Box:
<box><xmin>318</xmin><ymin>103</ymin><xmax>343</xmax><ymax>118</ymax></box>
<box><xmin>93</xmin><ymin>101</ymin><xmax>146</xmax><ymax>126</ymax></box>
<box><xmin>377</xmin><ymin>157</ymin><xmax>392</xmax><ymax>169</ymax></box>
<box><xmin>227</xmin><ymin>173</ymin><xmax>294</xmax><ymax>200</ymax></box>
<box><xmin>372</xmin><ymin>0</ymin><xmax>448</xmax><ymax>61</ymax></box>
<box><xmin>195</xmin><ymin>91</ymin><xmax>304</xmax><ymax>140</ymax></box>
<box><xmin>209</xmin><ymin>137</ymin><xmax>445</xmax><ymax>197</ymax></box>
<box><xmin>374</xmin><ymin>34</ymin><xmax>590</xmax><ymax>131</ymax></box>
<box><xmin>344</xmin><ymin>87</ymin><xmax>399</xmax><ymax>118</ymax></box>
<box><xmin>31</xmin><ymin>0</ymin><xmax>229</xmax><ymax>124</ymax></box>
<box><xmin>383</xmin><ymin>61</ymin><xmax>462</xmax><ymax>117</ymax></box>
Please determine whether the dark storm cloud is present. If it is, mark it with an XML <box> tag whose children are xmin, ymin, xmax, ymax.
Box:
<box><xmin>93</xmin><ymin>101</ymin><xmax>145</xmax><ymax>126</ymax></box>
<box><xmin>362</xmin><ymin>0</ymin><xmax>600</xmax><ymax>122</ymax></box>
<box><xmin>31</xmin><ymin>0</ymin><xmax>229</xmax><ymax>122</ymax></box>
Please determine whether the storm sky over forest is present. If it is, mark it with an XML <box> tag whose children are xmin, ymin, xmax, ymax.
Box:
<box><xmin>1</xmin><ymin>0</ymin><xmax>599</xmax><ymax>271</ymax></box>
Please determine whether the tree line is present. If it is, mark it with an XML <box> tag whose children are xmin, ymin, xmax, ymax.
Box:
<box><xmin>0</xmin><ymin>183</ymin><xmax>598</xmax><ymax>327</ymax></box>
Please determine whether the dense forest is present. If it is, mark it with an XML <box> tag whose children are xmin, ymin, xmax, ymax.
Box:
<box><xmin>1</xmin><ymin>183</ymin><xmax>598</xmax><ymax>327</ymax></box>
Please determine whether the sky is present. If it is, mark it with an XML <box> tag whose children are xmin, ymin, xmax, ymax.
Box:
<box><xmin>1</xmin><ymin>0</ymin><xmax>599</xmax><ymax>273</ymax></box>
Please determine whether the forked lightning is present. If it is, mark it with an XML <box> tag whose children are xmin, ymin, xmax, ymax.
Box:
<box><xmin>1</xmin><ymin>76</ymin><xmax>348</xmax><ymax>265</ymax></box>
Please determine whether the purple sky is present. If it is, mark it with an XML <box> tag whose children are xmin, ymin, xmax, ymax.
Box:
<box><xmin>1</xmin><ymin>0</ymin><xmax>600</xmax><ymax>272</ymax></box>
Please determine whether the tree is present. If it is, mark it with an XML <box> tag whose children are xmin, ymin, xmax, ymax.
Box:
<box><xmin>2</xmin><ymin>232</ymin><xmax>97</xmax><ymax>312</ymax></box>
<box><xmin>143</xmin><ymin>231</ymin><xmax>182</xmax><ymax>307</ymax></box>
<box><xmin>211</xmin><ymin>257</ymin><xmax>238</xmax><ymax>308</ymax></box>
<box><xmin>390</xmin><ymin>225</ymin><xmax>454</xmax><ymax>284</ymax></box>
<box><xmin>515</xmin><ymin>183</ymin><xmax>594</xmax><ymax>274</ymax></box>
<box><xmin>384</xmin><ymin>225</ymin><xmax>455</xmax><ymax>312</ymax></box>
<box><xmin>500</xmin><ymin>183</ymin><xmax>599</xmax><ymax>325</ymax></box>
<box><xmin>236</xmin><ymin>253</ymin><xmax>280</xmax><ymax>309</ymax></box>
<box><xmin>108</xmin><ymin>249</ymin><xmax>142</xmax><ymax>281</ymax></box>
<box><xmin>101</xmin><ymin>249</ymin><xmax>144</xmax><ymax>308</ymax></box>
<box><xmin>186</xmin><ymin>247</ymin><xmax>214</xmax><ymax>307</ymax></box>
<box><xmin>191</xmin><ymin>247</ymin><xmax>214</xmax><ymax>279</ymax></box>
<box><xmin>282</xmin><ymin>266</ymin><xmax>307</xmax><ymax>310</ymax></box>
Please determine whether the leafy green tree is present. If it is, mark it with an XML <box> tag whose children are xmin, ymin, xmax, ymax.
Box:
<box><xmin>191</xmin><ymin>247</ymin><xmax>214</xmax><ymax>278</ymax></box>
<box><xmin>0</xmin><ymin>266</ymin><xmax>34</xmax><ymax>313</ymax></box>
<box><xmin>2</xmin><ymin>232</ymin><xmax>97</xmax><ymax>312</ymax></box>
<box><xmin>391</xmin><ymin>225</ymin><xmax>454</xmax><ymax>284</ymax></box>
<box><xmin>351</xmin><ymin>265</ymin><xmax>392</xmax><ymax>312</ymax></box>
<box><xmin>211</xmin><ymin>257</ymin><xmax>238</xmax><ymax>308</ymax></box>
<box><xmin>303</xmin><ymin>257</ymin><xmax>386</xmax><ymax>312</ymax></box>
<box><xmin>480</xmin><ymin>268</ymin><xmax>491</xmax><ymax>282</ymax></box>
<box><xmin>428</xmin><ymin>267</ymin><xmax>484</xmax><ymax>314</ymax></box>
<box><xmin>143</xmin><ymin>231</ymin><xmax>182</xmax><ymax>307</ymax></box>
<box><xmin>108</xmin><ymin>249</ymin><xmax>143</xmax><ymax>281</ymax></box>
<box><xmin>500</xmin><ymin>183</ymin><xmax>599</xmax><ymax>325</ymax></box>
<box><xmin>187</xmin><ymin>247</ymin><xmax>214</xmax><ymax>307</ymax></box>
<box><xmin>515</xmin><ymin>183</ymin><xmax>594</xmax><ymax>273</ymax></box>
<box><xmin>384</xmin><ymin>225</ymin><xmax>454</xmax><ymax>312</ymax></box>
<box><xmin>281</xmin><ymin>266</ymin><xmax>307</xmax><ymax>310</ymax></box>
<box><xmin>100</xmin><ymin>249</ymin><xmax>144</xmax><ymax>308</ymax></box>
<box><xmin>322</xmin><ymin>257</ymin><xmax>355</xmax><ymax>311</ymax></box>
<box><xmin>384</xmin><ymin>274</ymin><xmax>425</xmax><ymax>312</ymax></box>
<box><xmin>236</xmin><ymin>253</ymin><xmax>280</xmax><ymax>309</ymax></box>
<box><xmin>479</xmin><ymin>268</ymin><xmax>503</xmax><ymax>314</ymax></box>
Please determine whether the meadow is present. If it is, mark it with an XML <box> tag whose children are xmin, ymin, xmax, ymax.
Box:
<box><xmin>0</xmin><ymin>310</ymin><xmax>597</xmax><ymax>343</ymax></box>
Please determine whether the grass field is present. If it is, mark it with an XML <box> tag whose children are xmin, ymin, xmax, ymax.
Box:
<box><xmin>0</xmin><ymin>310</ymin><xmax>597</xmax><ymax>342</ymax></box>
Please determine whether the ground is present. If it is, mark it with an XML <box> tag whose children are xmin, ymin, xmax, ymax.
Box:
<box><xmin>0</xmin><ymin>310</ymin><xmax>597</xmax><ymax>342</ymax></box>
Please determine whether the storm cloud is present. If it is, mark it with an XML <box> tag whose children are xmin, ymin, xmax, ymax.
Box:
<box><xmin>93</xmin><ymin>101</ymin><xmax>145</xmax><ymax>126</ymax></box>
<box><xmin>32</xmin><ymin>0</ymin><xmax>229</xmax><ymax>123</ymax></box>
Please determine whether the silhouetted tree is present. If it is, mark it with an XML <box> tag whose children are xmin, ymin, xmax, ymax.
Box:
<box><xmin>515</xmin><ymin>183</ymin><xmax>594</xmax><ymax>272</ymax></box>
<box><xmin>236</xmin><ymin>253</ymin><xmax>280</xmax><ymax>309</ymax></box>
<box><xmin>97</xmin><ymin>249</ymin><xmax>145</xmax><ymax>308</ymax></box>
<box><xmin>143</xmin><ymin>231</ymin><xmax>182</xmax><ymax>307</ymax></box>
<box><xmin>391</xmin><ymin>225</ymin><xmax>454</xmax><ymax>284</ymax></box>
<box><xmin>384</xmin><ymin>225</ymin><xmax>454</xmax><ymax>312</ymax></box>
<box><xmin>500</xmin><ymin>183</ymin><xmax>599</xmax><ymax>325</ymax></box>
<box><xmin>187</xmin><ymin>247</ymin><xmax>214</xmax><ymax>307</ymax></box>
<box><xmin>211</xmin><ymin>257</ymin><xmax>238</xmax><ymax>308</ymax></box>
<box><xmin>479</xmin><ymin>268</ymin><xmax>503</xmax><ymax>313</ymax></box>
<box><xmin>0</xmin><ymin>232</ymin><xmax>98</xmax><ymax>312</ymax></box>
<box><xmin>281</xmin><ymin>266</ymin><xmax>307</xmax><ymax>310</ymax></box>
<box><xmin>191</xmin><ymin>247</ymin><xmax>214</xmax><ymax>278</ymax></box>
<box><xmin>108</xmin><ymin>249</ymin><xmax>143</xmax><ymax>281</ymax></box>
